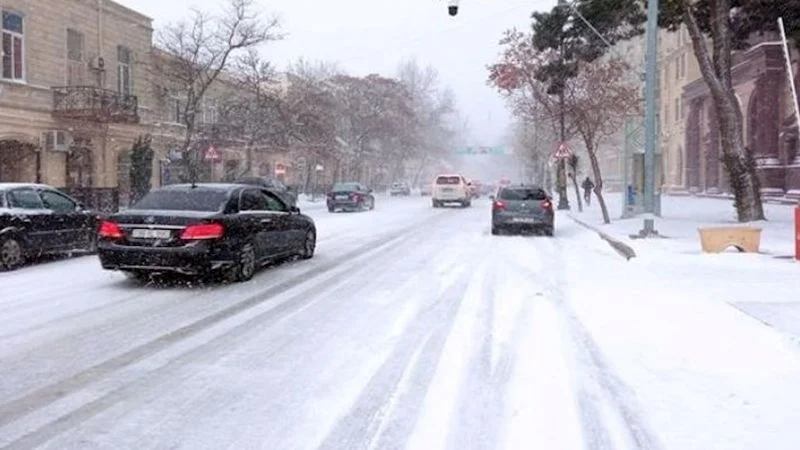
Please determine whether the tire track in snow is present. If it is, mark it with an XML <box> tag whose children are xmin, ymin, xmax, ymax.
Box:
<box><xmin>0</xmin><ymin>211</ymin><xmax>456</xmax><ymax>447</ymax></box>
<box><xmin>315</xmin><ymin>273</ymin><xmax>473</xmax><ymax>450</ymax></box>
<box><xmin>546</xmin><ymin>225</ymin><xmax>664</xmax><ymax>450</ymax></box>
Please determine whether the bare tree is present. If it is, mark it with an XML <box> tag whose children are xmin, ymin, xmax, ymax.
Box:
<box><xmin>154</xmin><ymin>0</ymin><xmax>282</xmax><ymax>182</ymax></box>
<box><xmin>564</xmin><ymin>57</ymin><xmax>642</xmax><ymax>224</ymax></box>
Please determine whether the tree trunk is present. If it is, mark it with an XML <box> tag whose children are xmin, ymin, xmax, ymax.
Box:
<box><xmin>683</xmin><ymin>3</ymin><xmax>765</xmax><ymax>222</ymax></box>
<box><xmin>569</xmin><ymin>173</ymin><xmax>583</xmax><ymax>212</ymax></box>
<box><xmin>585</xmin><ymin>139</ymin><xmax>610</xmax><ymax>224</ymax></box>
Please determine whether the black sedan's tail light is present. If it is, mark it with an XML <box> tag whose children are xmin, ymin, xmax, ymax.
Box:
<box><xmin>98</xmin><ymin>221</ymin><xmax>123</xmax><ymax>239</ymax></box>
<box><xmin>180</xmin><ymin>222</ymin><xmax>224</xmax><ymax>240</ymax></box>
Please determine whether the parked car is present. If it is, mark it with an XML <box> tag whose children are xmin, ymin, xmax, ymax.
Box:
<box><xmin>390</xmin><ymin>182</ymin><xmax>411</xmax><ymax>196</ymax></box>
<box><xmin>420</xmin><ymin>183</ymin><xmax>433</xmax><ymax>196</ymax></box>
<box><xmin>234</xmin><ymin>176</ymin><xmax>298</xmax><ymax>207</ymax></box>
<box><xmin>97</xmin><ymin>183</ymin><xmax>316</xmax><ymax>282</ymax></box>
<box><xmin>491</xmin><ymin>184</ymin><xmax>554</xmax><ymax>236</ymax></box>
<box><xmin>0</xmin><ymin>183</ymin><xmax>99</xmax><ymax>270</ymax></box>
<box><xmin>432</xmin><ymin>174</ymin><xmax>471</xmax><ymax>208</ymax></box>
<box><xmin>327</xmin><ymin>182</ymin><xmax>375</xmax><ymax>212</ymax></box>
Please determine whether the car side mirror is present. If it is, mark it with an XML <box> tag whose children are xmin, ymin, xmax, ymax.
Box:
<box><xmin>75</xmin><ymin>202</ymin><xmax>85</xmax><ymax>211</ymax></box>
<box><xmin>290</xmin><ymin>206</ymin><xmax>301</xmax><ymax>214</ymax></box>
<box><xmin>489</xmin><ymin>195</ymin><xmax>495</xmax><ymax>200</ymax></box>
<box><xmin>368</xmin><ymin>189</ymin><xmax>373</xmax><ymax>194</ymax></box>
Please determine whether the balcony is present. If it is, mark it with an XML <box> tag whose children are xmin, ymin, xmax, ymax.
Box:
<box><xmin>52</xmin><ymin>86</ymin><xmax>139</xmax><ymax>124</ymax></box>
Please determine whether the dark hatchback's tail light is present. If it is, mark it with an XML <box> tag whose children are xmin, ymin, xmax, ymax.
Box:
<box><xmin>541</xmin><ymin>199</ymin><xmax>553</xmax><ymax>210</ymax></box>
<box><xmin>180</xmin><ymin>223</ymin><xmax>225</xmax><ymax>240</ymax></box>
<box><xmin>98</xmin><ymin>221</ymin><xmax>123</xmax><ymax>239</ymax></box>
<box><xmin>493</xmin><ymin>200</ymin><xmax>507</xmax><ymax>211</ymax></box>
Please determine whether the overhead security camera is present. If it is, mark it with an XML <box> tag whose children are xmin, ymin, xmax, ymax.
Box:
<box><xmin>448</xmin><ymin>0</ymin><xmax>459</xmax><ymax>16</ymax></box>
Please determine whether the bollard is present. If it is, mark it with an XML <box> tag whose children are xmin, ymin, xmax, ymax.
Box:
<box><xmin>796</xmin><ymin>206</ymin><xmax>800</xmax><ymax>261</ymax></box>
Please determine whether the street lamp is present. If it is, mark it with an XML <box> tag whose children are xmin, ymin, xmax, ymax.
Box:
<box><xmin>637</xmin><ymin>0</ymin><xmax>660</xmax><ymax>237</ymax></box>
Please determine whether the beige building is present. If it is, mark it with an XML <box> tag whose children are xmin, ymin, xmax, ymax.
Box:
<box><xmin>658</xmin><ymin>25</ymin><xmax>700</xmax><ymax>192</ymax></box>
<box><xmin>0</xmin><ymin>0</ymin><xmax>154</xmax><ymax>209</ymax></box>
<box><xmin>595</xmin><ymin>35</ymin><xmax>645</xmax><ymax>191</ymax></box>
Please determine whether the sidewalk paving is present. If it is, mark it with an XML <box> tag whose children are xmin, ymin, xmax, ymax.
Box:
<box><xmin>567</xmin><ymin>192</ymin><xmax>800</xmax><ymax>340</ymax></box>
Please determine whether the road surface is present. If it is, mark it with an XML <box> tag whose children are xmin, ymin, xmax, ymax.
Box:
<box><xmin>0</xmin><ymin>195</ymin><xmax>663</xmax><ymax>450</ymax></box>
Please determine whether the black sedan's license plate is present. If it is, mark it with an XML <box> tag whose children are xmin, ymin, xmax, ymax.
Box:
<box><xmin>512</xmin><ymin>217</ymin><xmax>538</xmax><ymax>224</ymax></box>
<box><xmin>131</xmin><ymin>229</ymin><xmax>171</xmax><ymax>239</ymax></box>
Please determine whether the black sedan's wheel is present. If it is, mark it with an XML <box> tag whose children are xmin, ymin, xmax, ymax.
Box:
<box><xmin>124</xmin><ymin>270</ymin><xmax>150</xmax><ymax>283</ymax></box>
<box><xmin>369</xmin><ymin>198</ymin><xmax>375</xmax><ymax>210</ymax></box>
<box><xmin>299</xmin><ymin>229</ymin><xmax>316</xmax><ymax>260</ymax></box>
<box><xmin>491</xmin><ymin>226</ymin><xmax>500</xmax><ymax>236</ymax></box>
<box><xmin>0</xmin><ymin>235</ymin><xmax>26</xmax><ymax>270</ymax></box>
<box><xmin>229</xmin><ymin>242</ymin><xmax>257</xmax><ymax>282</ymax></box>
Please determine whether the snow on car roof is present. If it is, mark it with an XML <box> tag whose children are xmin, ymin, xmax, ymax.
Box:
<box><xmin>0</xmin><ymin>183</ymin><xmax>53</xmax><ymax>190</ymax></box>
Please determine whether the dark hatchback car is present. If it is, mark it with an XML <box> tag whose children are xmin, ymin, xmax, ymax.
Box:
<box><xmin>0</xmin><ymin>183</ymin><xmax>98</xmax><ymax>270</ymax></box>
<box><xmin>234</xmin><ymin>176</ymin><xmax>297</xmax><ymax>208</ymax></box>
<box><xmin>97</xmin><ymin>183</ymin><xmax>316</xmax><ymax>282</ymax></box>
<box><xmin>326</xmin><ymin>182</ymin><xmax>375</xmax><ymax>212</ymax></box>
<box><xmin>491</xmin><ymin>185</ymin><xmax>554</xmax><ymax>236</ymax></box>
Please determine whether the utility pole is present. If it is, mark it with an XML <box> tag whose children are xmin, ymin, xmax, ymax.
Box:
<box><xmin>637</xmin><ymin>0</ymin><xmax>659</xmax><ymax>237</ymax></box>
<box><xmin>556</xmin><ymin>29</ymin><xmax>570</xmax><ymax>210</ymax></box>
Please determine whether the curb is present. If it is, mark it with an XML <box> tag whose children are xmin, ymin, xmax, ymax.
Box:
<box><xmin>567</xmin><ymin>214</ymin><xmax>637</xmax><ymax>261</ymax></box>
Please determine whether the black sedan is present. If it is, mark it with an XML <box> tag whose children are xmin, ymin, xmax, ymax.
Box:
<box><xmin>326</xmin><ymin>182</ymin><xmax>375</xmax><ymax>212</ymax></box>
<box><xmin>97</xmin><ymin>183</ymin><xmax>316</xmax><ymax>282</ymax></box>
<box><xmin>234</xmin><ymin>176</ymin><xmax>298</xmax><ymax>207</ymax></box>
<box><xmin>0</xmin><ymin>183</ymin><xmax>98</xmax><ymax>270</ymax></box>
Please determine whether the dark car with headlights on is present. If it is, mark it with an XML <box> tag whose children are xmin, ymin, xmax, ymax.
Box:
<box><xmin>0</xmin><ymin>183</ymin><xmax>99</xmax><ymax>270</ymax></box>
<box><xmin>97</xmin><ymin>183</ymin><xmax>316</xmax><ymax>282</ymax></box>
<box><xmin>326</xmin><ymin>182</ymin><xmax>375</xmax><ymax>212</ymax></box>
<box><xmin>491</xmin><ymin>185</ymin><xmax>554</xmax><ymax>236</ymax></box>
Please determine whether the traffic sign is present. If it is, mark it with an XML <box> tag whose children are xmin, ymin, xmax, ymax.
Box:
<box><xmin>552</xmin><ymin>141</ymin><xmax>573</xmax><ymax>159</ymax></box>
<box><xmin>203</xmin><ymin>145</ymin><xmax>221</xmax><ymax>162</ymax></box>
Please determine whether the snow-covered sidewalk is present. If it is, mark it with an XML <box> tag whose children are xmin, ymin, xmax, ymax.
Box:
<box><xmin>568</xmin><ymin>192</ymin><xmax>800</xmax><ymax>341</ymax></box>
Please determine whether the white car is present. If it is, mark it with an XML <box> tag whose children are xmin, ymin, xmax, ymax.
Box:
<box><xmin>432</xmin><ymin>174</ymin><xmax>471</xmax><ymax>208</ymax></box>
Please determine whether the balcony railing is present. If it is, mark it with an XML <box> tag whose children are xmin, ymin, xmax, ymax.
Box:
<box><xmin>52</xmin><ymin>86</ymin><xmax>139</xmax><ymax>123</ymax></box>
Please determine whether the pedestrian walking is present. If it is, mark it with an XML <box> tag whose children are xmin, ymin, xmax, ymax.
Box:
<box><xmin>581</xmin><ymin>177</ymin><xmax>594</xmax><ymax>205</ymax></box>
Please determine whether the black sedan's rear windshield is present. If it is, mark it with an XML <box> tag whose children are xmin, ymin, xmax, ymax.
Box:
<box><xmin>333</xmin><ymin>183</ymin><xmax>359</xmax><ymax>191</ymax></box>
<box><xmin>499</xmin><ymin>188</ymin><xmax>548</xmax><ymax>201</ymax></box>
<box><xmin>130</xmin><ymin>189</ymin><xmax>229</xmax><ymax>211</ymax></box>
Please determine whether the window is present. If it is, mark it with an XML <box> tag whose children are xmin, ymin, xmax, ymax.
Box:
<box><xmin>675</xmin><ymin>57</ymin><xmax>679</xmax><ymax>79</ymax></box>
<box><xmin>263</xmin><ymin>192</ymin><xmax>287</xmax><ymax>212</ymax></box>
<box><xmin>332</xmin><ymin>182</ymin><xmax>360</xmax><ymax>191</ymax></box>
<box><xmin>498</xmin><ymin>187</ymin><xmax>548</xmax><ymax>201</ymax></box>
<box><xmin>7</xmin><ymin>188</ymin><xmax>44</xmax><ymax>209</ymax></box>
<box><xmin>436</xmin><ymin>176</ymin><xmax>461</xmax><ymax>185</ymax></box>
<box><xmin>170</xmin><ymin>97</ymin><xmax>185</xmax><ymax>123</ymax></box>
<box><xmin>239</xmin><ymin>189</ymin><xmax>268</xmax><ymax>211</ymax></box>
<box><xmin>117</xmin><ymin>46</ymin><xmax>131</xmax><ymax>95</ymax></box>
<box><xmin>40</xmin><ymin>190</ymin><xmax>77</xmax><ymax>212</ymax></box>
<box><xmin>130</xmin><ymin>188</ymin><xmax>229</xmax><ymax>211</ymax></box>
<box><xmin>2</xmin><ymin>11</ymin><xmax>24</xmax><ymax>80</ymax></box>
<box><xmin>201</xmin><ymin>98</ymin><xmax>217</xmax><ymax>124</ymax></box>
<box><xmin>680</xmin><ymin>97</ymin><xmax>686</xmax><ymax>120</ymax></box>
<box><xmin>680</xmin><ymin>54</ymin><xmax>686</xmax><ymax>78</ymax></box>
<box><xmin>674</xmin><ymin>98</ymin><xmax>680</xmax><ymax>122</ymax></box>
<box><xmin>66</xmin><ymin>29</ymin><xmax>84</xmax><ymax>85</ymax></box>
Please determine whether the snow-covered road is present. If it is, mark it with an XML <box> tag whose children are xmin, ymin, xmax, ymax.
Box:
<box><xmin>1</xmin><ymin>195</ymin><xmax>799</xmax><ymax>449</ymax></box>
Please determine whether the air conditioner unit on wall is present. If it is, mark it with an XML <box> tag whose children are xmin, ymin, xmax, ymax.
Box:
<box><xmin>41</xmin><ymin>130</ymin><xmax>72</xmax><ymax>152</ymax></box>
<box><xmin>89</xmin><ymin>56</ymin><xmax>105</xmax><ymax>71</ymax></box>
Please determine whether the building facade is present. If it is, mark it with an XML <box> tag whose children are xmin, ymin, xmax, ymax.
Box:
<box><xmin>682</xmin><ymin>33</ymin><xmax>800</xmax><ymax>198</ymax></box>
<box><xmin>659</xmin><ymin>26</ymin><xmax>700</xmax><ymax>192</ymax></box>
<box><xmin>0</xmin><ymin>0</ymin><xmax>153</xmax><ymax>209</ymax></box>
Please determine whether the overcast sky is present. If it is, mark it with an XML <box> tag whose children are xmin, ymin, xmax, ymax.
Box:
<box><xmin>118</xmin><ymin>0</ymin><xmax>556</xmax><ymax>146</ymax></box>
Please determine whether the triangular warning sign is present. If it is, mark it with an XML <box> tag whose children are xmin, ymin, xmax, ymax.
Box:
<box><xmin>552</xmin><ymin>141</ymin><xmax>573</xmax><ymax>159</ymax></box>
<box><xmin>204</xmin><ymin>145</ymin><xmax>221</xmax><ymax>161</ymax></box>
